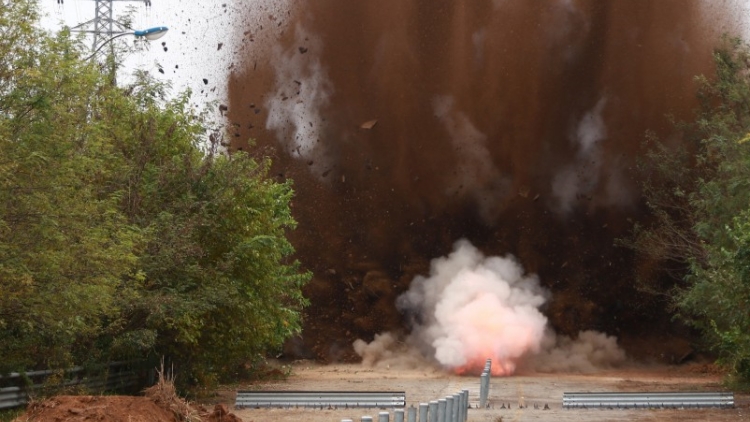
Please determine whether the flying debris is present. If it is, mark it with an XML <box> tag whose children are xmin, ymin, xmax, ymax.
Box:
<box><xmin>360</xmin><ymin>119</ymin><xmax>378</xmax><ymax>130</ymax></box>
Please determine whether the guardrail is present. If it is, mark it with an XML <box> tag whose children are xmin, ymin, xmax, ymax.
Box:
<box><xmin>0</xmin><ymin>361</ymin><xmax>147</xmax><ymax>410</ymax></box>
<box><xmin>235</xmin><ymin>391</ymin><xmax>406</xmax><ymax>409</ymax></box>
<box><xmin>479</xmin><ymin>358</ymin><xmax>491</xmax><ymax>408</ymax></box>
<box><xmin>563</xmin><ymin>391</ymin><xmax>735</xmax><ymax>409</ymax></box>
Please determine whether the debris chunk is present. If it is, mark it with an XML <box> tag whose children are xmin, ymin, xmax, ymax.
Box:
<box><xmin>360</xmin><ymin>119</ymin><xmax>378</xmax><ymax>129</ymax></box>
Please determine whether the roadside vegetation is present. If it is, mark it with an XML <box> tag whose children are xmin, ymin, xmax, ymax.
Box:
<box><xmin>0</xmin><ymin>0</ymin><xmax>309</xmax><ymax>391</ymax></box>
<box><xmin>622</xmin><ymin>36</ymin><xmax>750</xmax><ymax>389</ymax></box>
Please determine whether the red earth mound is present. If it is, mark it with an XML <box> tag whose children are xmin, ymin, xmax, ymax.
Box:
<box><xmin>13</xmin><ymin>396</ymin><xmax>242</xmax><ymax>422</ymax></box>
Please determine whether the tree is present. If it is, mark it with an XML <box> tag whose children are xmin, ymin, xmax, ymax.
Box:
<box><xmin>0</xmin><ymin>0</ymin><xmax>140</xmax><ymax>371</ymax></box>
<box><xmin>106</xmin><ymin>86</ymin><xmax>310</xmax><ymax>385</ymax></box>
<box><xmin>624</xmin><ymin>36</ymin><xmax>750</xmax><ymax>387</ymax></box>
<box><xmin>0</xmin><ymin>0</ymin><xmax>309</xmax><ymax>386</ymax></box>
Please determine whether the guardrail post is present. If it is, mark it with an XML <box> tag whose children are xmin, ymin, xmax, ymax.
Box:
<box><xmin>419</xmin><ymin>402</ymin><xmax>429</xmax><ymax>422</ymax></box>
<box><xmin>428</xmin><ymin>401</ymin><xmax>438</xmax><ymax>422</ymax></box>
<box><xmin>480</xmin><ymin>373</ymin><xmax>489</xmax><ymax>408</ymax></box>
<box><xmin>437</xmin><ymin>398</ymin><xmax>446</xmax><ymax>422</ymax></box>
<box><xmin>394</xmin><ymin>408</ymin><xmax>405</xmax><ymax>422</ymax></box>
<box><xmin>379</xmin><ymin>411</ymin><xmax>390</xmax><ymax>422</ymax></box>
<box><xmin>461</xmin><ymin>390</ymin><xmax>469</xmax><ymax>422</ymax></box>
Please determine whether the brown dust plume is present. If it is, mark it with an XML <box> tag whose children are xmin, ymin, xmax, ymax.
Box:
<box><xmin>227</xmin><ymin>0</ymin><xmax>742</xmax><ymax>362</ymax></box>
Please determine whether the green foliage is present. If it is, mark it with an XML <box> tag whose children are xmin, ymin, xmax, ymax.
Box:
<box><xmin>0</xmin><ymin>408</ymin><xmax>24</xmax><ymax>422</ymax></box>
<box><xmin>0</xmin><ymin>0</ymin><xmax>309</xmax><ymax>386</ymax></box>
<box><xmin>0</xmin><ymin>0</ymin><xmax>139</xmax><ymax>371</ymax></box>
<box><xmin>625</xmin><ymin>35</ymin><xmax>750</xmax><ymax>387</ymax></box>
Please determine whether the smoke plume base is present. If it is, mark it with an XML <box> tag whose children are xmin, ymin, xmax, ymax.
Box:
<box><xmin>354</xmin><ymin>240</ymin><xmax>626</xmax><ymax>375</ymax></box>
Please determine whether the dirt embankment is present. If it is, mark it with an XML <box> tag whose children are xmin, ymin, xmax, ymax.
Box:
<box><xmin>11</xmin><ymin>372</ymin><xmax>243</xmax><ymax>422</ymax></box>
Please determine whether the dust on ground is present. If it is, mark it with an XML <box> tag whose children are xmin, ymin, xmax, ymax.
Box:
<box><xmin>226</xmin><ymin>360</ymin><xmax>749</xmax><ymax>422</ymax></box>
<box><xmin>13</xmin><ymin>396</ymin><xmax>241</xmax><ymax>422</ymax></box>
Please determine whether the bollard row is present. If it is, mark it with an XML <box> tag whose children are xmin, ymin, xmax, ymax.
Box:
<box><xmin>343</xmin><ymin>389</ymin><xmax>469</xmax><ymax>422</ymax></box>
<box><xmin>341</xmin><ymin>359</ymin><xmax>490</xmax><ymax>422</ymax></box>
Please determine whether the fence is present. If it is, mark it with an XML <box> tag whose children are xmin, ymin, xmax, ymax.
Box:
<box><xmin>235</xmin><ymin>391</ymin><xmax>406</xmax><ymax>409</ymax></box>
<box><xmin>562</xmin><ymin>391</ymin><xmax>735</xmax><ymax>409</ymax></box>
<box><xmin>0</xmin><ymin>361</ymin><xmax>150</xmax><ymax>410</ymax></box>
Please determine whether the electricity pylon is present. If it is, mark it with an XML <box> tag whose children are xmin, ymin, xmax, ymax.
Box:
<box><xmin>69</xmin><ymin>0</ymin><xmax>152</xmax><ymax>51</ymax></box>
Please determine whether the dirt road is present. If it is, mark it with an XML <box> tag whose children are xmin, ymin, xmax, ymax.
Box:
<box><xmin>229</xmin><ymin>361</ymin><xmax>748</xmax><ymax>422</ymax></box>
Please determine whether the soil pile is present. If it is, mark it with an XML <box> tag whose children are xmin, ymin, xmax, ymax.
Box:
<box><xmin>13</xmin><ymin>397</ymin><xmax>242</xmax><ymax>422</ymax></box>
<box><xmin>14</xmin><ymin>395</ymin><xmax>178</xmax><ymax>422</ymax></box>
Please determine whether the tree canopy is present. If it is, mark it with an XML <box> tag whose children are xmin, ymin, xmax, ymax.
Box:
<box><xmin>0</xmin><ymin>0</ymin><xmax>309</xmax><ymax>387</ymax></box>
<box><xmin>624</xmin><ymin>36</ymin><xmax>750</xmax><ymax>388</ymax></box>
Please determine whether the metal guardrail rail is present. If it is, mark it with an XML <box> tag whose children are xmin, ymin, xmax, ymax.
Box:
<box><xmin>563</xmin><ymin>391</ymin><xmax>735</xmax><ymax>409</ymax></box>
<box><xmin>0</xmin><ymin>361</ymin><xmax>144</xmax><ymax>410</ymax></box>
<box><xmin>235</xmin><ymin>391</ymin><xmax>406</xmax><ymax>409</ymax></box>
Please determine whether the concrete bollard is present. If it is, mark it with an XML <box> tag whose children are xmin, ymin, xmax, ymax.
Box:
<box><xmin>378</xmin><ymin>411</ymin><xmax>390</xmax><ymax>422</ymax></box>
<box><xmin>342</xmin><ymin>420</ymin><xmax>354</xmax><ymax>422</ymax></box>
<box><xmin>362</xmin><ymin>417</ymin><xmax>373</xmax><ymax>422</ymax></box>
<box><xmin>451</xmin><ymin>393</ymin><xmax>462</xmax><ymax>422</ymax></box>
<box><xmin>445</xmin><ymin>396</ymin><xmax>453</xmax><ymax>422</ymax></box>
<box><xmin>407</xmin><ymin>405</ymin><xmax>417</xmax><ymax>422</ymax></box>
<box><xmin>419</xmin><ymin>403</ymin><xmax>429</xmax><ymax>422</ymax></box>
<box><xmin>455</xmin><ymin>392</ymin><xmax>463</xmax><ymax>422</ymax></box>
<box><xmin>394</xmin><ymin>408</ymin><xmax>405</xmax><ymax>422</ymax></box>
<box><xmin>428</xmin><ymin>401</ymin><xmax>438</xmax><ymax>422</ymax></box>
<box><xmin>437</xmin><ymin>399</ymin><xmax>447</xmax><ymax>422</ymax></box>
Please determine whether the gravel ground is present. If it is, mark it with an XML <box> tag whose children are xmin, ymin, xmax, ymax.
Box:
<box><xmin>226</xmin><ymin>361</ymin><xmax>748</xmax><ymax>422</ymax></box>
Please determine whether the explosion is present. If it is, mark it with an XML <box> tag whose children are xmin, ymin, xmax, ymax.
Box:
<box><xmin>228</xmin><ymin>1</ymin><xmax>743</xmax><ymax>362</ymax></box>
<box><xmin>398</xmin><ymin>240</ymin><xmax>547</xmax><ymax>375</ymax></box>
<box><xmin>355</xmin><ymin>239</ymin><xmax>625</xmax><ymax>375</ymax></box>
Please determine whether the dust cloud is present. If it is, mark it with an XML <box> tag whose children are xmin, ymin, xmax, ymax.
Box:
<box><xmin>353</xmin><ymin>240</ymin><xmax>626</xmax><ymax>374</ymax></box>
<box><xmin>227</xmin><ymin>1</ymin><xmax>744</xmax><ymax>361</ymax></box>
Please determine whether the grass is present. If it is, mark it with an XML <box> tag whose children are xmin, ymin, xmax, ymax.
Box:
<box><xmin>143</xmin><ymin>362</ymin><xmax>201</xmax><ymax>422</ymax></box>
<box><xmin>0</xmin><ymin>408</ymin><xmax>24</xmax><ymax>422</ymax></box>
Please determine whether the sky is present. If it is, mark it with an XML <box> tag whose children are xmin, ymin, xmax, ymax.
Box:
<box><xmin>38</xmin><ymin>0</ymin><xmax>240</xmax><ymax>112</ymax></box>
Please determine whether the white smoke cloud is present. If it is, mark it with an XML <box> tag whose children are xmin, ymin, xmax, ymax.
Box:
<box><xmin>551</xmin><ymin>96</ymin><xmax>637</xmax><ymax>213</ymax></box>
<box><xmin>432</xmin><ymin>95</ymin><xmax>511</xmax><ymax>224</ymax></box>
<box><xmin>265</xmin><ymin>24</ymin><xmax>334</xmax><ymax>177</ymax></box>
<box><xmin>551</xmin><ymin>97</ymin><xmax>607</xmax><ymax>214</ymax></box>
<box><xmin>396</xmin><ymin>239</ymin><xmax>548</xmax><ymax>375</ymax></box>
<box><xmin>355</xmin><ymin>239</ymin><xmax>627</xmax><ymax>375</ymax></box>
